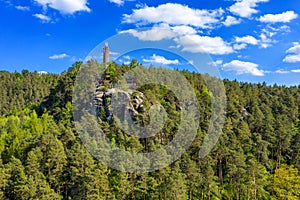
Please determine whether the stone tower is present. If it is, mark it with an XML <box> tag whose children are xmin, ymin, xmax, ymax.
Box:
<box><xmin>103</xmin><ymin>42</ymin><xmax>109</xmax><ymax>66</ymax></box>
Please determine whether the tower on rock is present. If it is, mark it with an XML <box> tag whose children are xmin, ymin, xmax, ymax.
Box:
<box><xmin>103</xmin><ymin>42</ymin><xmax>109</xmax><ymax>66</ymax></box>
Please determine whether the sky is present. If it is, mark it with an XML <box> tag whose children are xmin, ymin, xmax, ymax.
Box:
<box><xmin>1</xmin><ymin>0</ymin><xmax>300</xmax><ymax>86</ymax></box>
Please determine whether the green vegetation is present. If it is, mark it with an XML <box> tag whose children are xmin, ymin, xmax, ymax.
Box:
<box><xmin>0</xmin><ymin>61</ymin><xmax>299</xmax><ymax>199</ymax></box>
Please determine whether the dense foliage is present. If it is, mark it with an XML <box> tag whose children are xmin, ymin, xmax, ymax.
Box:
<box><xmin>0</xmin><ymin>70</ymin><xmax>58</xmax><ymax>116</ymax></box>
<box><xmin>0</xmin><ymin>61</ymin><xmax>299</xmax><ymax>199</ymax></box>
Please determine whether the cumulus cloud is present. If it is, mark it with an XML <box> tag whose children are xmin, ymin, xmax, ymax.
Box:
<box><xmin>122</xmin><ymin>3</ymin><xmax>238</xmax><ymax>55</ymax></box>
<box><xmin>121</xmin><ymin>26</ymin><xmax>176</xmax><ymax>41</ymax></box>
<box><xmin>143</xmin><ymin>54</ymin><xmax>179</xmax><ymax>65</ymax></box>
<box><xmin>34</xmin><ymin>0</ymin><xmax>90</xmax><ymax>14</ymax></box>
<box><xmin>291</xmin><ymin>69</ymin><xmax>300</xmax><ymax>73</ymax></box>
<box><xmin>283</xmin><ymin>42</ymin><xmax>300</xmax><ymax>63</ymax></box>
<box><xmin>286</xmin><ymin>42</ymin><xmax>300</xmax><ymax>54</ymax></box>
<box><xmin>258</xmin><ymin>11</ymin><xmax>298</xmax><ymax>23</ymax></box>
<box><xmin>33</xmin><ymin>13</ymin><xmax>51</xmax><ymax>23</ymax></box>
<box><xmin>283</xmin><ymin>54</ymin><xmax>300</xmax><ymax>63</ymax></box>
<box><xmin>171</xmin><ymin>25</ymin><xmax>198</xmax><ymax>35</ymax></box>
<box><xmin>233</xmin><ymin>43</ymin><xmax>247</xmax><ymax>50</ymax></box>
<box><xmin>233</xmin><ymin>35</ymin><xmax>259</xmax><ymax>50</ymax></box>
<box><xmin>222</xmin><ymin>16</ymin><xmax>241</xmax><ymax>26</ymax></box>
<box><xmin>109</xmin><ymin>0</ymin><xmax>124</xmax><ymax>6</ymax></box>
<box><xmin>175</xmin><ymin>35</ymin><xmax>233</xmax><ymax>55</ymax></box>
<box><xmin>15</xmin><ymin>5</ymin><xmax>30</xmax><ymax>11</ymax></box>
<box><xmin>49</xmin><ymin>53</ymin><xmax>69</xmax><ymax>59</ymax></box>
<box><xmin>222</xmin><ymin>60</ymin><xmax>265</xmax><ymax>76</ymax></box>
<box><xmin>229</xmin><ymin>0</ymin><xmax>269</xmax><ymax>18</ymax></box>
<box><xmin>235</xmin><ymin>35</ymin><xmax>259</xmax><ymax>45</ymax></box>
<box><xmin>122</xmin><ymin>3</ymin><xmax>223</xmax><ymax>29</ymax></box>
<box><xmin>121</xmin><ymin>24</ymin><xmax>197</xmax><ymax>41</ymax></box>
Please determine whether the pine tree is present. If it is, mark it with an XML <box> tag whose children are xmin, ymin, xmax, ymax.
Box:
<box><xmin>26</xmin><ymin>148</ymin><xmax>62</xmax><ymax>199</ymax></box>
<box><xmin>40</xmin><ymin>131</ymin><xmax>67</xmax><ymax>194</ymax></box>
<box><xmin>5</xmin><ymin>157</ymin><xmax>31</xmax><ymax>200</ymax></box>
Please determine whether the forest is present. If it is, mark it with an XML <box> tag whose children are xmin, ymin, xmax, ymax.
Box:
<box><xmin>0</xmin><ymin>60</ymin><xmax>299</xmax><ymax>200</ymax></box>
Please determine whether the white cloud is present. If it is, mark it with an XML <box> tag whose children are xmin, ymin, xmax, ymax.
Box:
<box><xmin>222</xmin><ymin>60</ymin><xmax>265</xmax><ymax>76</ymax></box>
<box><xmin>143</xmin><ymin>54</ymin><xmax>179</xmax><ymax>65</ymax></box>
<box><xmin>123</xmin><ymin>3</ymin><xmax>224</xmax><ymax>29</ymax></box>
<box><xmin>123</xmin><ymin>61</ymin><xmax>131</xmax><ymax>65</ymax></box>
<box><xmin>235</xmin><ymin>35</ymin><xmax>259</xmax><ymax>45</ymax></box>
<box><xmin>49</xmin><ymin>53</ymin><xmax>69</xmax><ymax>59</ymax></box>
<box><xmin>38</xmin><ymin>71</ymin><xmax>48</xmax><ymax>74</ymax></box>
<box><xmin>233</xmin><ymin>35</ymin><xmax>259</xmax><ymax>50</ymax></box>
<box><xmin>188</xmin><ymin>60</ymin><xmax>194</xmax><ymax>65</ymax></box>
<box><xmin>229</xmin><ymin>0</ymin><xmax>269</xmax><ymax>18</ymax></box>
<box><xmin>261</xmin><ymin>25</ymin><xmax>290</xmax><ymax>38</ymax></box>
<box><xmin>109</xmin><ymin>0</ymin><xmax>124</xmax><ymax>6</ymax></box>
<box><xmin>286</xmin><ymin>42</ymin><xmax>300</xmax><ymax>54</ymax></box>
<box><xmin>273</xmin><ymin>25</ymin><xmax>291</xmax><ymax>33</ymax></box>
<box><xmin>260</xmin><ymin>43</ymin><xmax>270</xmax><ymax>48</ymax></box>
<box><xmin>171</xmin><ymin>25</ymin><xmax>198</xmax><ymax>35</ymax></box>
<box><xmin>255</xmin><ymin>25</ymin><xmax>290</xmax><ymax>48</ymax></box>
<box><xmin>275</xmin><ymin>68</ymin><xmax>300</xmax><ymax>73</ymax></box>
<box><xmin>233</xmin><ymin>43</ymin><xmax>247</xmax><ymax>50</ymax></box>
<box><xmin>121</xmin><ymin>26</ymin><xmax>176</xmax><ymax>41</ymax></box>
<box><xmin>33</xmin><ymin>13</ymin><xmax>51</xmax><ymax>23</ymax></box>
<box><xmin>109</xmin><ymin>51</ymin><xmax>120</xmax><ymax>60</ymax></box>
<box><xmin>34</xmin><ymin>0</ymin><xmax>90</xmax><ymax>14</ymax></box>
<box><xmin>119</xmin><ymin>55</ymin><xmax>131</xmax><ymax>65</ymax></box>
<box><xmin>121</xmin><ymin>4</ymin><xmax>235</xmax><ymax>55</ymax></box>
<box><xmin>222</xmin><ymin>16</ymin><xmax>241</xmax><ymax>26</ymax></box>
<box><xmin>208</xmin><ymin>59</ymin><xmax>223</xmax><ymax>66</ymax></box>
<box><xmin>175</xmin><ymin>34</ymin><xmax>233</xmax><ymax>55</ymax></box>
<box><xmin>262</xmin><ymin>28</ymin><xmax>276</xmax><ymax>37</ymax></box>
<box><xmin>275</xmin><ymin>69</ymin><xmax>289</xmax><ymax>74</ymax></box>
<box><xmin>122</xmin><ymin>55</ymin><xmax>131</xmax><ymax>60</ymax></box>
<box><xmin>259</xmin><ymin>33</ymin><xmax>275</xmax><ymax>48</ymax></box>
<box><xmin>283</xmin><ymin>42</ymin><xmax>300</xmax><ymax>63</ymax></box>
<box><xmin>121</xmin><ymin>23</ymin><xmax>200</xmax><ymax>42</ymax></box>
<box><xmin>109</xmin><ymin>51</ymin><xmax>119</xmax><ymax>56</ymax></box>
<box><xmin>283</xmin><ymin>54</ymin><xmax>300</xmax><ymax>63</ymax></box>
<box><xmin>15</xmin><ymin>5</ymin><xmax>30</xmax><ymax>11</ymax></box>
<box><xmin>258</xmin><ymin>11</ymin><xmax>298</xmax><ymax>23</ymax></box>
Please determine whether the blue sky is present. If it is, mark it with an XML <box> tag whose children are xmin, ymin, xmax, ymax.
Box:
<box><xmin>1</xmin><ymin>0</ymin><xmax>300</xmax><ymax>85</ymax></box>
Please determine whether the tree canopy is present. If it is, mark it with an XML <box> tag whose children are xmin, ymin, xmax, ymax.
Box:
<box><xmin>0</xmin><ymin>61</ymin><xmax>299</xmax><ymax>199</ymax></box>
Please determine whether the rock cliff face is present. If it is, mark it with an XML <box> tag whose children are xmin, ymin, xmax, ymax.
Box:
<box><xmin>94</xmin><ymin>82</ymin><xmax>146</xmax><ymax>123</ymax></box>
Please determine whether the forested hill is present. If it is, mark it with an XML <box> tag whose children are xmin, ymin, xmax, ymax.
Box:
<box><xmin>0</xmin><ymin>61</ymin><xmax>299</xmax><ymax>199</ymax></box>
<box><xmin>0</xmin><ymin>69</ymin><xmax>58</xmax><ymax>116</ymax></box>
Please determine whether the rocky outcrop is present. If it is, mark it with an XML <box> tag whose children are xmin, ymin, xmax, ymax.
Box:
<box><xmin>94</xmin><ymin>83</ymin><xmax>146</xmax><ymax>122</ymax></box>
